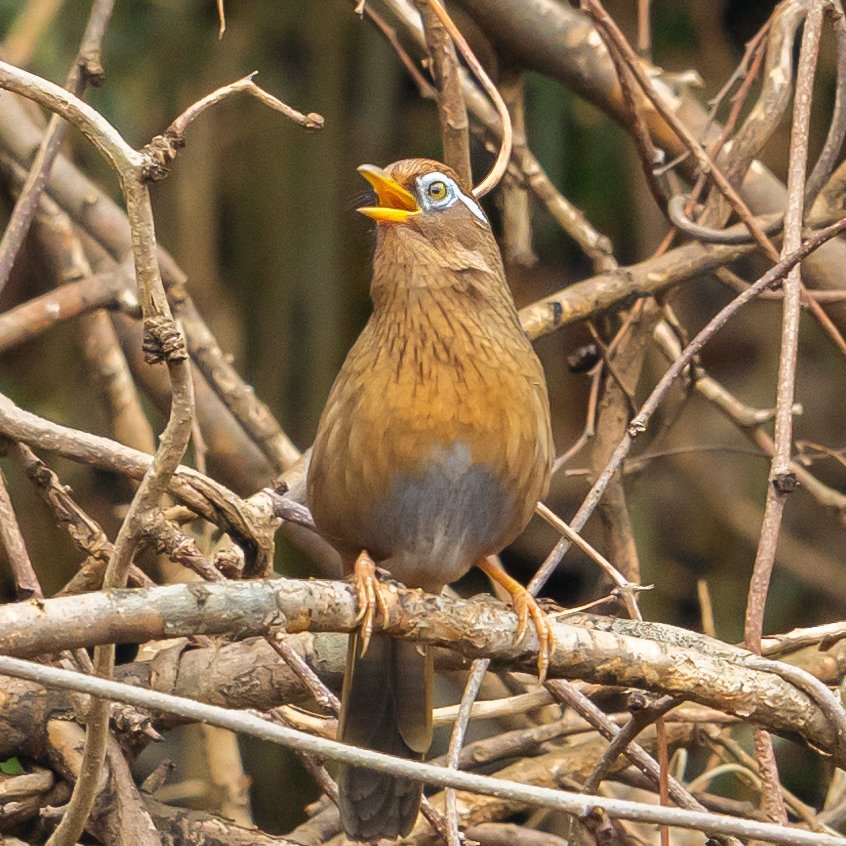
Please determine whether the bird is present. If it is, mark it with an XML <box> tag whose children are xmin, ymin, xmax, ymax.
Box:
<box><xmin>306</xmin><ymin>158</ymin><xmax>554</xmax><ymax>841</ymax></box>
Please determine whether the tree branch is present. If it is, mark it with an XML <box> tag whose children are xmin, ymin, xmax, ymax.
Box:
<box><xmin>0</xmin><ymin>654</ymin><xmax>841</xmax><ymax>846</ymax></box>
<box><xmin>0</xmin><ymin>577</ymin><xmax>843</xmax><ymax>763</ymax></box>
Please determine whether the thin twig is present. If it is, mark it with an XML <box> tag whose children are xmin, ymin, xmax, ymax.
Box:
<box><xmin>0</xmin><ymin>656</ymin><xmax>843</xmax><ymax>846</ymax></box>
<box><xmin>415</xmin><ymin>0</ymin><xmax>472</xmax><ymax>184</ymax></box>
<box><xmin>552</xmin><ymin>363</ymin><xmax>602</xmax><ymax>473</ymax></box>
<box><xmin>745</xmin><ymin>6</ymin><xmax>823</xmax><ymax>824</ymax></box>
<box><xmin>168</xmin><ymin>74</ymin><xmax>323</xmax><ymax>137</ymax></box>
<box><xmin>444</xmin><ymin>659</ymin><xmax>489</xmax><ymax>845</ymax></box>
<box><xmin>535</xmin><ymin>503</ymin><xmax>641</xmax><ymax>619</ymax></box>
<box><xmin>583</xmin><ymin>696</ymin><xmax>680</xmax><ymax>793</ymax></box>
<box><xmin>0</xmin><ymin>0</ymin><xmax>116</xmax><ymax>296</ymax></box>
<box><xmin>421</xmin><ymin>0</ymin><xmax>511</xmax><ymax>196</ymax></box>
<box><xmin>365</xmin><ymin>4</ymin><xmax>436</xmax><ymax>98</ymax></box>
<box><xmin>636</xmin><ymin>0</ymin><xmax>651</xmax><ymax>59</ymax></box>
<box><xmin>8</xmin><ymin>442</ymin><xmax>154</xmax><ymax>593</ymax></box>
<box><xmin>528</xmin><ymin>216</ymin><xmax>846</xmax><ymax>595</ymax></box>
<box><xmin>0</xmin><ymin>465</ymin><xmax>42</xmax><ymax>600</ymax></box>
<box><xmin>602</xmin><ymin>33</ymin><xmax>668</xmax><ymax>212</ymax></box>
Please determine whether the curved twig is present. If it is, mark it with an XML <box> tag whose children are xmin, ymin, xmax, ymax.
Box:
<box><xmin>806</xmin><ymin>4</ymin><xmax>846</xmax><ymax>206</ymax></box>
<box><xmin>421</xmin><ymin>0</ymin><xmax>512</xmax><ymax>196</ymax></box>
<box><xmin>668</xmin><ymin>194</ymin><xmax>784</xmax><ymax>244</ymax></box>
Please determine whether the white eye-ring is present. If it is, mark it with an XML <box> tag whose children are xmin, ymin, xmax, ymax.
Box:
<box><xmin>416</xmin><ymin>171</ymin><xmax>486</xmax><ymax>222</ymax></box>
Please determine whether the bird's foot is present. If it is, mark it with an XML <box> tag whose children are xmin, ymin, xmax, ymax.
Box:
<box><xmin>352</xmin><ymin>550</ymin><xmax>390</xmax><ymax>656</ymax></box>
<box><xmin>477</xmin><ymin>555</ymin><xmax>555</xmax><ymax>684</ymax></box>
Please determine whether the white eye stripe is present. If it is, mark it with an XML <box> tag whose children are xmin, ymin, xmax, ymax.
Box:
<box><xmin>455</xmin><ymin>189</ymin><xmax>486</xmax><ymax>222</ymax></box>
<box><xmin>416</xmin><ymin>171</ymin><xmax>487</xmax><ymax>222</ymax></box>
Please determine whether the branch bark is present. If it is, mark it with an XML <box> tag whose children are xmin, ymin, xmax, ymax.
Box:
<box><xmin>0</xmin><ymin>577</ymin><xmax>843</xmax><ymax>764</ymax></box>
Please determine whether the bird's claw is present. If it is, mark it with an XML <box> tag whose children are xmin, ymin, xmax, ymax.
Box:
<box><xmin>477</xmin><ymin>556</ymin><xmax>555</xmax><ymax>685</ymax></box>
<box><xmin>510</xmin><ymin>587</ymin><xmax>555</xmax><ymax>684</ymax></box>
<box><xmin>352</xmin><ymin>551</ymin><xmax>390</xmax><ymax>656</ymax></box>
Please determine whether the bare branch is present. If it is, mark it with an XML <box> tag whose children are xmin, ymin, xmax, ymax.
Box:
<box><xmin>528</xmin><ymin>217</ymin><xmax>846</xmax><ymax>595</ymax></box>
<box><xmin>0</xmin><ymin>0</ymin><xmax>116</xmax><ymax>296</ymax></box>
<box><xmin>0</xmin><ymin>465</ymin><xmax>42</xmax><ymax>600</ymax></box>
<box><xmin>0</xmin><ymin>578</ymin><xmax>843</xmax><ymax>762</ymax></box>
<box><xmin>0</xmin><ymin>655</ymin><xmax>843</xmax><ymax>846</ymax></box>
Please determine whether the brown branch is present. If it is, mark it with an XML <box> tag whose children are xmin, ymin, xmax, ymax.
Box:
<box><xmin>601</xmin><ymin>30</ymin><xmax>668</xmax><ymax>213</ymax></box>
<box><xmin>518</xmin><ymin>232</ymin><xmax>753</xmax><ymax>340</ymax></box>
<box><xmin>9</xmin><ymin>442</ymin><xmax>154</xmax><ymax>593</ymax></box>
<box><xmin>0</xmin><ymin>634</ymin><xmax>801</xmax><ymax>758</ymax></box>
<box><xmin>0</xmin><ymin>269</ymin><xmax>133</xmax><ymax>354</ymax></box>
<box><xmin>0</xmin><ymin>578</ymin><xmax>843</xmax><ymax>764</ymax></box>
<box><xmin>418</xmin><ymin>0</ymin><xmax>511</xmax><ymax>197</ymax></box>
<box><xmin>745</xmin><ymin>8</ymin><xmax>823</xmax><ymax>824</ymax></box>
<box><xmin>0</xmin><ymin>464</ymin><xmax>42</xmax><ymax>600</ymax></box>
<box><xmin>498</xmin><ymin>73</ymin><xmax>537</xmax><ymax>267</ymax></box>
<box><xmin>706</xmin><ymin>732</ymin><xmax>830</xmax><ymax>833</ymax></box>
<box><xmin>0</xmin><ymin>0</ymin><xmax>117</xmax><ymax>295</ymax></box>
<box><xmin>746</xmin><ymin>2</ymin><xmax>824</xmax><ymax>652</ymax></box>
<box><xmin>415</xmin><ymin>0</ymin><xmax>472</xmax><ymax>184</ymax></box>
<box><xmin>528</xmin><ymin>216</ymin><xmax>846</xmax><ymax>594</ymax></box>
<box><xmin>365</xmin><ymin>4</ymin><xmax>437</xmax><ymax>98</ymax></box>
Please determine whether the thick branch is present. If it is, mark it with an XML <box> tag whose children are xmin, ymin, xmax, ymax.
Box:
<box><xmin>0</xmin><ymin>654</ymin><xmax>841</xmax><ymax>846</ymax></box>
<box><xmin>0</xmin><ymin>577</ymin><xmax>842</xmax><ymax>763</ymax></box>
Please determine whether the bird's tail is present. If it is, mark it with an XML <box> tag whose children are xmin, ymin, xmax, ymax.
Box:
<box><xmin>338</xmin><ymin>631</ymin><xmax>433</xmax><ymax>840</ymax></box>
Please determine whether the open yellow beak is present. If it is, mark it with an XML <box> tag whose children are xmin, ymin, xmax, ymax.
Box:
<box><xmin>357</xmin><ymin>164</ymin><xmax>420</xmax><ymax>223</ymax></box>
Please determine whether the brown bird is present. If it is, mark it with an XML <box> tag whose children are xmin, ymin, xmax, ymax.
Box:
<box><xmin>307</xmin><ymin>158</ymin><xmax>554</xmax><ymax>841</ymax></box>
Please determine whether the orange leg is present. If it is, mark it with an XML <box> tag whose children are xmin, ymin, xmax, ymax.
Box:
<box><xmin>477</xmin><ymin>555</ymin><xmax>555</xmax><ymax>684</ymax></box>
<box><xmin>352</xmin><ymin>550</ymin><xmax>390</xmax><ymax>656</ymax></box>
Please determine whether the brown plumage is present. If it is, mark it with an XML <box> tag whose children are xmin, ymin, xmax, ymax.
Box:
<box><xmin>307</xmin><ymin>159</ymin><xmax>553</xmax><ymax>841</ymax></box>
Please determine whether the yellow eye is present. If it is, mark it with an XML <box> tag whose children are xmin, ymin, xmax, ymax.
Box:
<box><xmin>427</xmin><ymin>180</ymin><xmax>448</xmax><ymax>201</ymax></box>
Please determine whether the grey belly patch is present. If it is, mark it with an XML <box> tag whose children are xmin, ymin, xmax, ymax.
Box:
<box><xmin>367</xmin><ymin>443</ymin><xmax>514</xmax><ymax>588</ymax></box>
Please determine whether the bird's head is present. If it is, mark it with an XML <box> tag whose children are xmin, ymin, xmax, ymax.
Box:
<box><xmin>357</xmin><ymin>158</ymin><xmax>512</xmax><ymax>307</ymax></box>
<box><xmin>357</xmin><ymin>159</ymin><xmax>489</xmax><ymax>237</ymax></box>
